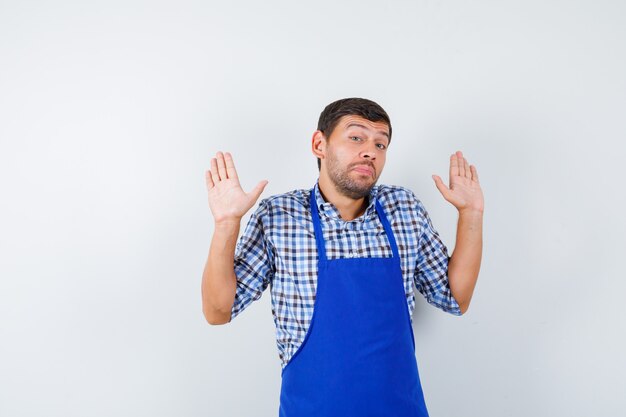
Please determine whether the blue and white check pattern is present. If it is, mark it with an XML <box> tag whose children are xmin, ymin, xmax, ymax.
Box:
<box><xmin>231</xmin><ymin>179</ymin><xmax>461</xmax><ymax>370</ymax></box>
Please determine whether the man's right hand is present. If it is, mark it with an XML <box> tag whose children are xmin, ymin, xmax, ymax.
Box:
<box><xmin>205</xmin><ymin>151</ymin><xmax>268</xmax><ymax>225</ymax></box>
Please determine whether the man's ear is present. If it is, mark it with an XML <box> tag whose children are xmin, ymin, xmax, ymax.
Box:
<box><xmin>311</xmin><ymin>130</ymin><xmax>327</xmax><ymax>160</ymax></box>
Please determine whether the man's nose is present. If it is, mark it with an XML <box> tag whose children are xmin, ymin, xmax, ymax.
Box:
<box><xmin>360</xmin><ymin>144</ymin><xmax>379</xmax><ymax>159</ymax></box>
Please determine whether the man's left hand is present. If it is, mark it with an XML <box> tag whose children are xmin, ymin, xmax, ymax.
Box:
<box><xmin>432</xmin><ymin>151</ymin><xmax>484</xmax><ymax>214</ymax></box>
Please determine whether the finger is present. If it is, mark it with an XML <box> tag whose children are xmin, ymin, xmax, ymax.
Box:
<box><xmin>470</xmin><ymin>165</ymin><xmax>480</xmax><ymax>183</ymax></box>
<box><xmin>450</xmin><ymin>153</ymin><xmax>459</xmax><ymax>179</ymax></box>
<box><xmin>248</xmin><ymin>180</ymin><xmax>269</xmax><ymax>203</ymax></box>
<box><xmin>224</xmin><ymin>152</ymin><xmax>239</xmax><ymax>182</ymax></box>
<box><xmin>216</xmin><ymin>151</ymin><xmax>228</xmax><ymax>180</ymax></box>
<box><xmin>463</xmin><ymin>157</ymin><xmax>471</xmax><ymax>179</ymax></box>
<box><xmin>432</xmin><ymin>174</ymin><xmax>450</xmax><ymax>199</ymax></box>
<box><xmin>456</xmin><ymin>151</ymin><xmax>465</xmax><ymax>177</ymax></box>
<box><xmin>205</xmin><ymin>170</ymin><xmax>215</xmax><ymax>189</ymax></box>
<box><xmin>211</xmin><ymin>157</ymin><xmax>221</xmax><ymax>181</ymax></box>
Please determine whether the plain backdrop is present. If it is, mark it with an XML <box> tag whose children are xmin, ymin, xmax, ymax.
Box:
<box><xmin>1</xmin><ymin>1</ymin><xmax>625</xmax><ymax>416</ymax></box>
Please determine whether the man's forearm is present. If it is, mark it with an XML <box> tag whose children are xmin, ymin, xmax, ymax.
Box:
<box><xmin>201</xmin><ymin>221</ymin><xmax>240</xmax><ymax>324</ymax></box>
<box><xmin>448</xmin><ymin>209</ymin><xmax>483</xmax><ymax>314</ymax></box>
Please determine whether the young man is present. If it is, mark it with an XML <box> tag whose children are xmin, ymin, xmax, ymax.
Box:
<box><xmin>202</xmin><ymin>97</ymin><xmax>484</xmax><ymax>416</ymax></box>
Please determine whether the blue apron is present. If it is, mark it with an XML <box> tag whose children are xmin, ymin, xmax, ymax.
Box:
<box><xmin>278</xmin><ymin>187</ymin><xmax>430</xmax><ymax>416</ymax></box>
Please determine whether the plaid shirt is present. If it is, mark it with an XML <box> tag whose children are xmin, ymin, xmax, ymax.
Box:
<box><xmin>231</xmin><ymin>179</ymin><xmax>461</xmax><ymax>370</ymax></box>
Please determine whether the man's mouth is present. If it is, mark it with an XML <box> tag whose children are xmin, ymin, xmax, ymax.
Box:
<box><xmin>352</xmin><ymin>165</ymin><xmax>374</xmax><ymax>176</ymax></box>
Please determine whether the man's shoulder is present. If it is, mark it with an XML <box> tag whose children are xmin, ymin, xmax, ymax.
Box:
<box><xmin>260</xmin><ymin>187</ymin><xmax>310</xmax><ymax>208</ymax></box>
<box><xmin>376</xmin><ymin>183</ymin><xmax>421</xmax><ymax>205</ymax></box>
<box><xmin>376</xmin><ymin>184</ymin><xmax>432</xmax><ymax>224</ymax></box>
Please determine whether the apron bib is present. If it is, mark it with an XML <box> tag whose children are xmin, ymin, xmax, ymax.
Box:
<box><xmin>278</xmin><ymin>186</ymin><xmax>430</xmax><ymax>417</ymax></box>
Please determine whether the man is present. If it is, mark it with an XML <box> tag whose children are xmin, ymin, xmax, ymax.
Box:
<box><xmin>201</xmin><ymin>97</ymin><xmax>483</xmax><ymax>416</ymax></box>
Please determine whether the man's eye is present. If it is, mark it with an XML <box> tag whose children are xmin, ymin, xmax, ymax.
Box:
<box><xmin>377</xmin><ymin>144</ymin><xmax>387</xmax><ymax>150</ymax></box>
<box><xmin>350</xmin><ymin>136</ymin><xmax>362</xmax><ymax>141</ymax></box>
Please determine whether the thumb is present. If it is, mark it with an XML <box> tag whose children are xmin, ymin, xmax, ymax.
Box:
<box><xmin>248</xmin><ymin>180</ymin><xmax>269</xmax><ymax>203</ymax></box>
<box><xmin>431</xmin><ymin>175</ymin><xmax>450</xmax><ymax>199</ymax></box>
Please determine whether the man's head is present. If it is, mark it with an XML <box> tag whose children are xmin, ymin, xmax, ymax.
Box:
<box><xmin>312</xmin><ymin>97</ymin><xmax>392</xmax><ymax>199</ymax></box>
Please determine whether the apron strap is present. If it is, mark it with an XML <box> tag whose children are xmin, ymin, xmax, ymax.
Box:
<box><xmin>375</xmin><ymin>199</ymin><xmax>401</xmax><ymax>259</ymax></box>
<box><xmin>309</xmin><ymin>187</ymin><xmax>327</xmax><ymax>262</ymax></box>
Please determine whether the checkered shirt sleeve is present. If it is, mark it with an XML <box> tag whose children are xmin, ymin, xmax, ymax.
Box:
<box><xmin>412</xmin><ymin>194</ymin><xmax>462</xmax><ymax>316</ymax></box>
<box><xmin>229</xmin><ymin>199</ymin><xmax>274</xmax><ymax>321</ymax></box>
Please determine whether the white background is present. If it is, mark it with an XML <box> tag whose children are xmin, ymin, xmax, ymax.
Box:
<box><xmin>1</xmin><ymin>1</ymin><xmax>625</xmax><ymax>416</ymax></box>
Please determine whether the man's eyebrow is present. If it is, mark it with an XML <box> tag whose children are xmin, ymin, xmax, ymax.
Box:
<box><xmin>345</xmin><ymin>123</ymin><xmax>390</xmax><ymax>140</ymax></box>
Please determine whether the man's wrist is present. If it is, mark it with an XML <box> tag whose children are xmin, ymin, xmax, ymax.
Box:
<box><xmin>214</xmin><ymin>219</ymin><xmax>241</xmax><ymax>231</ymax></box>
<box><xmin>458</xmin><ymin>208</ymin><xmax>483</xmax><ymax>218</ymax></box>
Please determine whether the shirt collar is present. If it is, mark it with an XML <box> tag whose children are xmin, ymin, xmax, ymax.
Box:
<box><xmin>312</xmin><ymin>179</ymin><xmax>378</xmax><ymax>221</ymax></box>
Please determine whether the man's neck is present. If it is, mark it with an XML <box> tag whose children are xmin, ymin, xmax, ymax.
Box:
<box><xmin>318</xmin><ymin>174</ymin><xmax>368</xmax><ymax>221</ymax></box>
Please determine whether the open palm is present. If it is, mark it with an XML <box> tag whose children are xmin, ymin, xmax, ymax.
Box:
<box><xmin>205</xmin><ymin>151</ymin><xmax>268</xmax><ymax>224</ymax></box>
<box><xmin>432</xmin><ymin>151</ymin><xmax>484</xmax><ymax>214</ymax></box>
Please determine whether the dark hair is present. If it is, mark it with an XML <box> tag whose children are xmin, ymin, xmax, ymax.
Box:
<box><xmin>316</xmin><ymin>97</ymin><xmax>392</xmax><ymax>170</ymax></box>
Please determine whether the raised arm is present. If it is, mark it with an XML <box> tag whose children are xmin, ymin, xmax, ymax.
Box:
<box><xmin>431</xmin><ymin>150</ymin><xmax>484</xmax><ymax>314</ymax></box>
<box><xmin>201</xmin><ymin>151</ymin><xmax>268</xmax><ymax>325</ymax></box>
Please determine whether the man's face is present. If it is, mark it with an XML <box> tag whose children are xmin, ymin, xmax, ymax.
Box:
<box><xmin>321</xmin><ymin>115</ymin><xmax>390</xmax><ymax>199</ymax></box>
